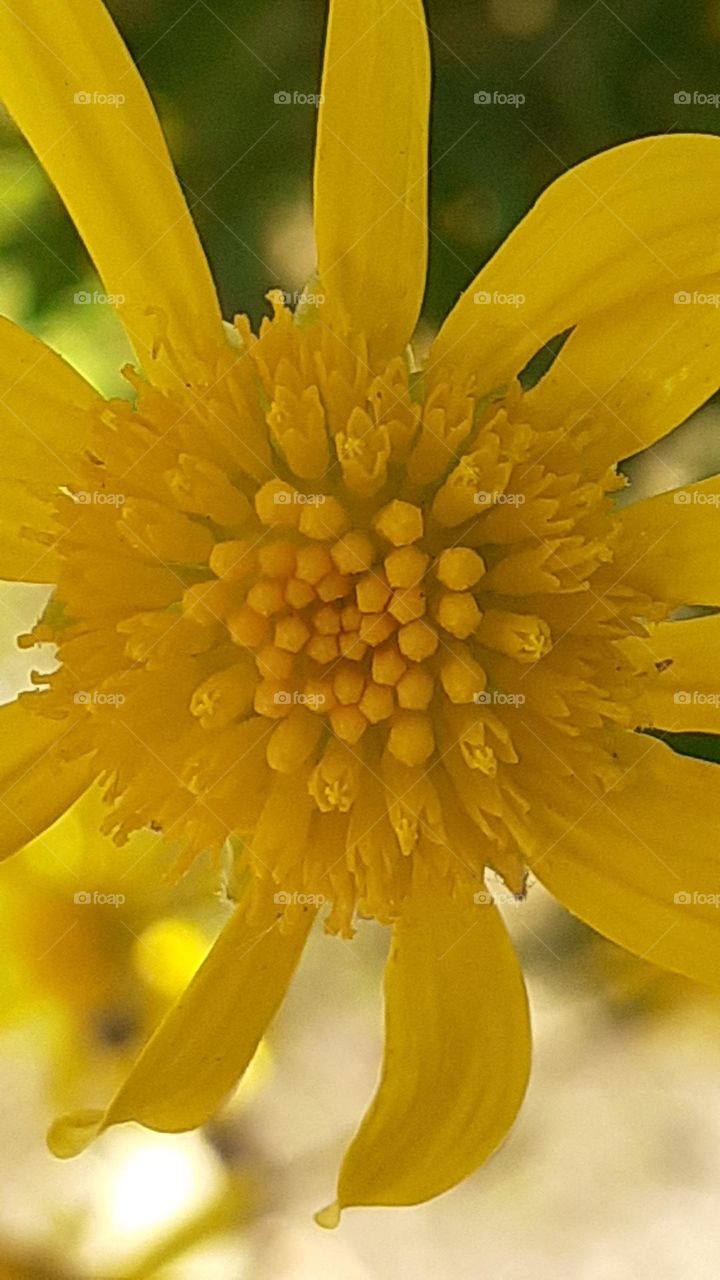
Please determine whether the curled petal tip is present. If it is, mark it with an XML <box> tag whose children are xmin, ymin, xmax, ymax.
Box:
<box><xmin>47</xmin><ymin>1109</ymin><xmax>104</xmax><ymax>1160</ymax></box>
<box><xmin>314</xmin><ymin>1199</ymin><xmax>342</xmax><ymax>1230</ymax></box>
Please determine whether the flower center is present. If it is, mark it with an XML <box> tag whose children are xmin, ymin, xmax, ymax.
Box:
<box><xmin>23</xmin><ymin>294</ymin><xmax>667</xmax><ymax>934</ymax></box>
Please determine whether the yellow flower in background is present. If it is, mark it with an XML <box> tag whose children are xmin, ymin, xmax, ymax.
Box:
<box><xmin>0</xmin><ymin>0</ymin><xmax>719</xmax><ymax>1222</ymax></box>
<box><xmin>0</xmin><ymin>789</ymin><xmax>211</xmax><ymax>1106</ymax></box>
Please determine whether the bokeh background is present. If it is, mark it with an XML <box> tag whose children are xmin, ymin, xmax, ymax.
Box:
<box><xmin>1</xmin><ymin>1</ymin><xmax>720</xmax><ymax>1275</ymax></box>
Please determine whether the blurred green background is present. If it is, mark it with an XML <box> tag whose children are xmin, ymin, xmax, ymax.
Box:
<box><xmin>1</xmin><ymin>2</ymin><xmax>720</xmax><ymax>1277</ymax></box>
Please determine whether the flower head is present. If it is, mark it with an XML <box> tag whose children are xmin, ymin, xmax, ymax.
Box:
<box><xmin>0</xmin><ymin>0</ymin><xmax>720</xmax><ymax>1220</ymax></box>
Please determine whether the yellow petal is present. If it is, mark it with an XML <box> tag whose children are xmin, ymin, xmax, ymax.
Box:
<box><xmin>314</xmin><ymin>0</ymin><xmax>430</xmax><ymax>362</ymax></box>
<box><xmin>432</xmin><ymin>135</ymin><xmax>720</xmax><ymax>395</ymax></box>
<box><xmin>618</xmin><ymin>475</ymin><xmax>720</xmax><ymax>606</ymax></box>
<box><xmin>0</xmin><ymin>696</ymin><xmax>92</xmax><ymax>860</ymax></box>
<box><xmin>48</xmin><ymin>894</ymin><xmax>314</xmax><ymax>1157</ymax></box>
<box><xmin>524</xmin><ymin>284</ymin><xmax>720</xmax><ymax>469</ymax></box>
<box><xmin>623</xmin><ymin>616</ymin><xmax>720</xmax><ymax>735</ymax></box>
<box><xmin>522</xmin><ymin>734</ymin><xmax>720</xmax><ymax>988</ymax></box>
<box><xmin>318</xmin><ymin>875</ymin><xmax>530</xmax><ymax>1221</ymax></box>
<box><xmin>0</xmin><ymin>316</ymin><xmax>99</xmax><ymax>484</ymax></box>
<box><xmin>0</xmin><ymin>318</ymin><xmax>103</xmax><ymax>580</ymax></box>
<box><xmin>0</xmin><ymin>0</ymin><xmax>223</xmax><ymax>382</ymax></box>
<box><xmin>0</xmin><ymin>480</ymin><xmax>59</xmax><ymax>582</ymax></box>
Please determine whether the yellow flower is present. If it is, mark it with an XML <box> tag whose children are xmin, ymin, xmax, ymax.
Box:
<box><xmin>0</xmin><ymin>789</ymin><xmax>211</xmax><ymax>1105</ymax></box>
<box><xmin>0</xmin><ymin>0</ymin><xmax>719</xmax><ymax>1221</ymax></box>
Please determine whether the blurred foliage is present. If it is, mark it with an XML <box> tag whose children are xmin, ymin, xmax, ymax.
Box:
<box><xmin>651</xmin><ymin>728</ymin><xmax>720</xmax><ymax>764</ymax></box>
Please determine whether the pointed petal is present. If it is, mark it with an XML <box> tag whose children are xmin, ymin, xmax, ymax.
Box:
<box><xmin>618</xmin><ymin>475</ymin><xmax>720</xmax><ymax>606</ymax></box>
<box><xmin>320</xmin><ymin>875</ymin><xmax>530</xmax><ymax>1220</ymax></box>
<box><xmin>0</xmin><ymin>0</ymin><xmax>223</xmax><ymax>382</ymax></box>
<box><xmin>524</xmin><ymin>284</ymin><xmax>720</xmax><ymax>470</ymax></box>
<box><xmin>432</xmin><ymin>135</ymin><xmax>720</xmax><ymax>396</ymax></box>
<box><xmin>623</xmin><ymin>616</ymin><xmax>720</xmax><ymax>735</ymax></box>
<box><xmin>0</xmin><ymin>697</ymin><xmax>93</xmax><ymax>860</ymax></box>
<box><xmin>523</xmin><ymin>735</ymin><xmax>720</xmax><ymax>988</ymax></box>
<box><xmin>48</xmin><ymin>895</ymin><xmax>314</xmax><ymax>1157</ymax></box>
<box><xmin>314</xmin><ymin>0</ymin><xmax>430</xmax><ymax>361</ymax></box>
